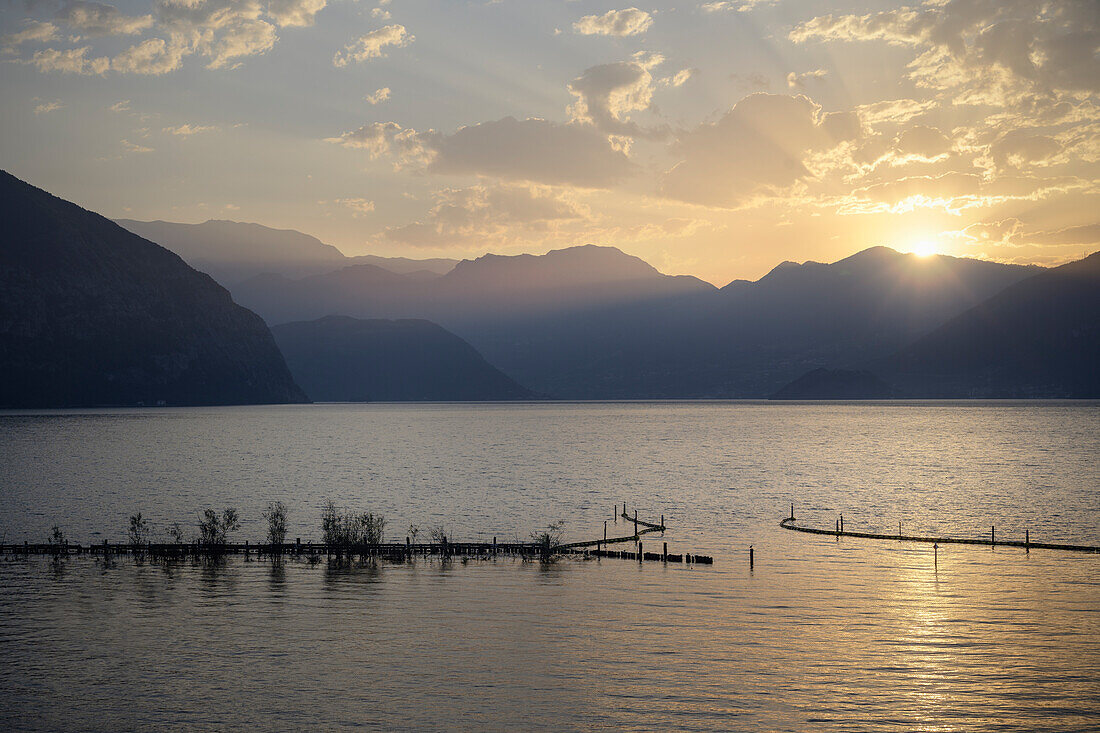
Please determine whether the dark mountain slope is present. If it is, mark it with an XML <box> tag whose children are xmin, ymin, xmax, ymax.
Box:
<box><xmin>271</xmin><ymin>316</ymin><xmax>534</xmax><ymax>401</ymax></box>
<box><xmin>0</xmin><ymin>171</ymin><xmax>307</xmax><ymax>407</ymax></box>
<box><xmin>878</xmin><ymin>252</ymin><xmax>1100</xmax><ymax>397</ymax></box>
<box><xmin>116</xmin><ymin>219</ymin><xmax>457</xmax><ymax>285</ymax></box>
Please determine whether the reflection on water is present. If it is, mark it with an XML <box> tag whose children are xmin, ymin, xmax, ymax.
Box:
<box><xmin>0</xmin><ymin>402</ymin><xmax>1098</xmax><ymax>730</ymax></box>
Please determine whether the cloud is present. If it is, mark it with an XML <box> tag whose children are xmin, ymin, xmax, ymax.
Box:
<box><xmin>58</xmin><ymin>2</ymin><xmax>154</xmax><ymax>36</ymax></box>
<box><xmin>894</xmin><ymin>125</ymin><xmax>952</xmax><ymax>159</ymax></box>
<box><xmin>426</xmin><ymin>117</ymin><xmax>637</xmax><ymax>187</ymax></box>
<box><xmin>790</xmin><ymin>2</ymin><xmax>1100</xmax><ymax>102</ymax></box>
<box><xmin>206</xmin><ymin>19</ymin><xmax>277</xmax><ymax>69</ymax></box>
<box><xmin>121</xmin><ymin>139</ymin><xmax>154</xmax><ymax>154</ymax></box>
<box><xmin>660</xmin><ymin>93</ymin><xmax>861</xmax><ymax>207</ymax></box>
<box><xmin>371</xmin><ymin>7</ymin><xmax>390</xmax><ymax>20</ymax></box>
<box><xmin>1024</xmin><ymin>222</ymin><xmax>1100</xmax><ymax>246</ymax></box>
<box><xmin>383</xmin><ymin>183</ymin><xmax>589</xmax><ymax>248</ymax></box>
<box><xmin>2</xmin><ymin>20</ymin><xmax>58</xmax><ymax>49</ymax></box>
<box><xmin>24</xmin><ymin>46</ymin><xmax>109</xmax><ymax>74</ymax></box>
<box><xmin>365</xmin><ymin>87</ymin><xmax>391</xmax><ymax>104</ymax></box>
<box><xmin>112</xmin><ymin>37</ymin><xmax>189</xmax><ymax>74</ymax></box>
<box><xmin>163</xmin><ymin>124</ymin><xmax>217</xmax><ymax>136</ymax></box>
<box><xmin>33</xmin><ymin>99</ymin><xmax>63</xmax><ymax>115</ymax></box>
<box><xmin>701</xmin><ymin>0</ymin><xmax>776</xmax><ymax>12</ymax></box>
<box><xmin>567</xmin><ymin>52</ymin><xmax>668</xmax><ymax>138</ymax></box>
<box><xmin>989</xmin><ymin>130</ymin><xmax>1061</xmax><ymax>171</ymax></box>
<box><xmin>334</xmin><ymin>197</ymin><xmax>375</xmax><ymax>216</ymax></box>
<box><xmin>109</xmin><ymin>99</ymin><xmax>131</xmax><ymax>112</ymax></box>
<box><xmin>786</xmin><ymin>68</ymin><xmax>827</xmax><ymax>89</ymax></box>
<box><xmin>840</xmin><ymin>172</ymin><xmax>1081</xmax><ymax>215</ymax></box>
<box><xmin>573</xmin><ymin>8</ymin><xmax>652</xmax><ymax>37</ymax></box>
<box><xmin>325</xmin><ymin>120</ymin><xmax>431</xmax><ymax>166</ymax></box>
<box><xmin>333</xmin><ymin>24</ymin><xmax>412</xmax><ymax>66</ymax></box>
<box><xmin>661</xmin><ymin>68</ymin><xmax>694</xmax><ymax>88</ymax></box>
<box><xmin>267</xmin><ymin>0</ymin><xmax>327</xmax><ymax>27</ymax></box>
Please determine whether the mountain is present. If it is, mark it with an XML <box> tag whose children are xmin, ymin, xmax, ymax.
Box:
<box><xmin>231</xmin><ymin>244</ymin><xmax>718</xmax><ymax>396</ymax></box>
<box><xmin>230</xmin><ymin>244</ymin><xmax>1043</xmax><ymax>398</ymax></box>
<box><xmin>115</xmin><ymin>219</ymin><xmax>457</xmax><ymax>285</ymax></box>
<box><xmin>769</xmin><ymin>368</ymin><xmax>893</xmax><ymax>400</ymax></box>
<box><xmin>877</xmin><ymin>252</ymin><xmax>1100</xmax><ymax>398</ymax></box>
<box><xmin>271</xmin><ymin>316</ymin><xmax>535</xmax><ymax>401</ymax></box>
<box><xmin>0</xmin><ymin>171</ymin><xmax>307</xmax><ymax>408</ymax></box>
<box><xmin>347</xmin><ymin>254</ymin><xmax>458</xmax><ymax>277</ymax></box>
<box><xmin>625</xmin><ymin>247</ymin><xmax>1040</xmax><ymax>397</ymax></box>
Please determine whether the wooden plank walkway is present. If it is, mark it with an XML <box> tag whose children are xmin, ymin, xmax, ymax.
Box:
<box><xmin>780</xmin><ymin>515</ymin><xmax>1100</xmax><ymax>554</ymax></box>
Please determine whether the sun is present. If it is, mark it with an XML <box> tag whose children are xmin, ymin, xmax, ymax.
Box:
<box><xmin>911</xmin><ymin>240</ymin><xmax>938</xmax><ymax>258</ymax></box>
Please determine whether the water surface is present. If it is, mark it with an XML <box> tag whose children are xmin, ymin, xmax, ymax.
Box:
<box><xmin>1</xmin><ymin>402</ymin><xmax>1098</xmax><ymax>731</ymax></box>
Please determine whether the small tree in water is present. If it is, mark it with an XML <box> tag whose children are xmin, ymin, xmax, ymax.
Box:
<box><xmin>199</xmin><ymin>508</ymin><xmax>240</xmax><ymax>547</ymax></box>
<box><xmin>128</xmin><ymin>513</ymin><xmax>149</xmax><ymax>547</ymax></box>
<box><xmin>531</xmin><ymin>520</ymin><xmax>566</xmax><ymax>559</ymax></box>
<box><xmin>48</xmin><ymin>525</ymin><xmax>66</xmax><ymax>553</ymax></box>
<box><xmin>320</xmin><ymin>500</ymin><xmax>386</xmax><ymax>549</ymax></box>
<box><xmin>264</xmin><ymin>502</ymin><xmax>288</xmax><ymax>548</ymax></box>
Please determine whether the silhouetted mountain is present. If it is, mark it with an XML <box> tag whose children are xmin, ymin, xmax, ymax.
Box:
<box><xmin>115</xmin><ymin>219</ymin><xmax>457</xmax><ymax>285</ymax></box>
<box><xmin>876</xmin><ymin>252</ymin><xmax>1100</xmax><ymax>397</ymax></box>
<box><xmin>0</xmin><ymin>171</ymin><xmax>307</xmax><ymax>408</ymax></box>
<box><xmin>571</xmin><ymin>247</ymin><xmax>1042</xmax><ymax>398</ymax></box>
<box><xmin>769</xmin><ymin>368</ymin><xmax>893</xmax><ymax>400</ymax></box>
<box><xmin>271</xmin><ymin>316</ymin><xmax>534</xmax><ymax>401</ymax></box>
<box><xmin>347</xmin><ymin>254</ymin><xmax>458</xmax><ymax>277</ymax></box>
<box><xmin>231</xmin><ymin>244</ymin><xmax>1043</xmax><ymax>398</ymax></box>
<box><xmin>231</xmin><ymin>244</ymin><xmax>718</xmax><ymax>395</ymax></box>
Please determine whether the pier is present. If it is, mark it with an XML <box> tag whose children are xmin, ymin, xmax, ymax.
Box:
<box><xmin>0</xmin><ymin>505</ymin><xmax>714</xmax><ymax>564</ymax></box>
<box><xmin>780</xmin><ymin>510</ymin><xmax>1100</xmax><ymax>554</ymax></box>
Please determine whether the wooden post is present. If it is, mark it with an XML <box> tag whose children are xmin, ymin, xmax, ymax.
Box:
<box><xmin>840</xmin><ymin>514</ymin><xmax>844</xmax><ymax>533</ymax></box>
<box><xmin>749</xmin><ymin>545</ymin><xmax>754</xmax><ymax>570</ymax></box>
<box><xmin>604</xmin><ymin>521</ymin><xmax>607</xmax><ymax>545</ymax></box>
<box><xmin>296</xmin><ymin>537</ymin><xmax>301</xmax><ymax>554</ymax></box>
<box><xmin>634</xmin><ymin>509</ymin><xmax>638</xmax><ymax>538</ymax></box>
<box><xmin>614</xmin><ymin>506</ymin><xmax>617</xmax><ymax>524</ymax></box>
<box><xmin>1025</xmin><ymin>529</ymin><xmax>1029</xmax><ymax>552</ymax></box>
<box><xmin>835</xmin><ymin>518</ymin><xmax>839</xmax><ymax>533</ymax></box>
<box><xmin>661</xmin><ymin>515</ymin><xmax>665</xmax><ymax>532</ymax></box>
<box><xmin>934</xmin><ymin>543</ymin><xmax>938</xmax><ymax>569</ymax></box>
<box><xmin>899</xmin><ymin>521</ymin><xmax>902</xmax><ymax>537</ymax></box>
<box><xmin>991</xmin><ymin>525</ymin><xmax>995</xmax><ymax>546</ymax></box>
<box><xmin>662</xmin><ymin>542</ymin><xmax>667</xmax><ymax>562</ymax></box>
<box><xmin>790</xmin><ymin>502</ymin><xmax>794</xmax><ymax>520</ymax></box>
<box><xmin>406</xmin><ymin>536</ymin><xmax>411</xmax><ymax>558</ymax></box>
<box><xmin>493</xmin><ymin>536</ymin><xmax>497</xmax><ymax>555</ymax></box>
<box><xmin>638</xmin><ymin>541</ymin><xmax>643</xmax><ymax>562</ymax></box>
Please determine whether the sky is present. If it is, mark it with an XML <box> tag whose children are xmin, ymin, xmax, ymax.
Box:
<box><xmin>1</xmin><ymin>0</ymin><xmax>1097</xmax><ymax>285</ymax></box>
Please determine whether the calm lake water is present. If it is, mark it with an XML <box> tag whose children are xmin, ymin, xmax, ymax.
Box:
<box><xmin>1</xmin><ymin>402</ymin><xmax>1098</xmax><ymax>731</ymax></box>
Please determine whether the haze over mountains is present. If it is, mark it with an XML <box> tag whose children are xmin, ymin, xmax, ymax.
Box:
<box><xmin>7</xmin><ymin>173</ymin><xmax>1095</xmax><ymax>405</ymax></box>
<box><xmin>210</xmin><ymin>233</ymin><xmax>1050</xmax><ymax>398</ymax></box>
<box><xmin>272</xmin><ymin>317</ymin><xmax>534</xmax><ymax>402</ymax></box>
<box><xmin>116</xmin><ymin>219</ymin><xmax>458</xmax><ymax>285</ymax></box>
<box><xmin>0</xmin><ymin>172</ymin><xmax>306</xmax><ymax>408</ymax></box>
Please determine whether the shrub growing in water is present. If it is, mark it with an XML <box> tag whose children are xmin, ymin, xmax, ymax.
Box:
<box><xmin>320</xmin><ymin>500</ymin><xmax>386</xmax><ymax>549</ymax></box>
<box><xmin>199</xmin><ymin>508</ymin><xmax>240</xmax><ymax>546</ymax></box>
<box><xmin>128</xmin><ymin>513</ymin><xmax>149</xmax><ymax>546</ymax></box>
<box><xmin>264</xmin><ymin>502</ymin><xmax>288</xmax><ymax>547</ymax></box>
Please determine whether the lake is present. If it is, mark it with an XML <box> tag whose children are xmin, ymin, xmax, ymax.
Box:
<box><xmin>1</xmin><ymin>402</ymin><xmax>1098</xmax><ymax>731</ymax></box>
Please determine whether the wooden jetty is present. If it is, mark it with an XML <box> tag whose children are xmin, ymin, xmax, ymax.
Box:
<box><xmin>0</xmin><ymin>505</ymin><xmax>714</xmax><ymax>564</ymax></box>
<box><xmin>780</xmin><ymin>510</ymin><xmax>1100</xmax><ymax>554</ymax></box>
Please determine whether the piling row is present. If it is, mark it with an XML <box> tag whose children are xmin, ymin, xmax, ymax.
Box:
<box><xmin>780</xmin><ymin>511</ymin><xmax>1100</xmax><ymax>554</ymax></box>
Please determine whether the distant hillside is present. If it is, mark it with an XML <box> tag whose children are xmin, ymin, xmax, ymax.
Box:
<box><xmin>115</xmin><ymin>219</ymin><xmax>457</xmax><ymax>285</ymax></box>
<box><xmin>271</xmin><ymin>316</ymin><xmax>535</xmax><ymax>402</ymax></box>
<box><xmin>878</xmin><ymin>252</ymin><xmax>1100</xmax><ymax>398</ymax></box>
<box><xmin>769</xmin><ymin>368</ymin><xmax>893</xmax><ymax>400</ymax></box>
<box><xmin>231</xmin><ymin>244</ymin><xmax>1044</xmax><ymax>398</ymax></box>
<box><xmin>0</xmin><ymin>171</ymin><xmax>307</xmax><ymax>408</ymax></box>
